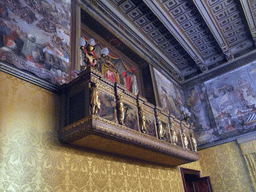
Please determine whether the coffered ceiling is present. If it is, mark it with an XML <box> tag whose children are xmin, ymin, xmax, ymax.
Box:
<box><xmin>81</xmin><ymin>0</ymin><xmax>256</xmax><ymax>84</ymax></box>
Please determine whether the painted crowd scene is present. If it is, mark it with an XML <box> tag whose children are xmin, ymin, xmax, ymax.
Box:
<box><xmin>0</xmin><ymin>0</ymin><xmax>71</xmax><ymax>85</ymax></box>
<box><xmin>202</xmin><ymin>62</ymin><xmax>256</xmax><ymax>144</ymax></box>
<box><xmin>154</xmin><ymin>63</ymin><xmax>256</xmax><ymax>147</ymax></box>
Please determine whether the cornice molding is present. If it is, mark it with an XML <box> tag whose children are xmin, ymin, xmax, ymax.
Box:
<box><xmin>0</xmin><ymin>62</ymin><xmax>60</xmax><ymax>93</ymax></box>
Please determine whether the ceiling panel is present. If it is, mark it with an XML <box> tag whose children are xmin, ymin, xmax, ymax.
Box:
<box><xmin>88</xmin><ymin>0</ymin><xmax>256</xmax><ymax>83</ymax></box>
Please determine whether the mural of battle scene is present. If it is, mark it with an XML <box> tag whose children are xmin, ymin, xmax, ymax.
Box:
<box><xmin>0</xmin><ymin>0</ymin><xmax>70</xmax><ymax>85</ymax></box>
<box><xmin>205</xmin><ymin>61</ymin><xmax>256</xmax><ymax>142</ymax></box>
<box><xmin>80</xmin><ymin>35</ymin><xmax>139</xmax><ymax>95</ymax></box>
<box><xmin>185</xmin><ymin>61</ymin><xmax>256</xmax><ymax>146</ymax></box>
<box><xmin>153</xmin><ymin>68</ymin><xmax>186</xmax><ymax>119</ymax></box>
<box><xmin>98</xmin><ymin>92</ymin><xmax>116</xmax><ymax>122</ymax></box>
<box><xmin>123</xmin><ymin>102</ymin><xmax>139</xmax><ymax>131</ymax></box>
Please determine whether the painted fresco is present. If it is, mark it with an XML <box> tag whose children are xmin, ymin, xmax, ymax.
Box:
<box><xmin>153</xmin><ymin>68</ymin><xmax>185</xmax><ymax>118</ymax></box>
<box><xmin>98</xmin><ymin>92</ymin><xmax>116</xmax><ymax>122</ymax></box>
<box><xmin>185</xmin><ymin>84</ymin><xmax>216</xmax><ymax>145</ymax></box>
<box><xmin>123</xmin><ymin>102</ymin><xmax>139</xmax><ymax>131</ymax></box>
<box><xmin>197</xmin><ymin>61</ymin><xmax>256</xmax><ymax>145</ymax></box>
<box><xmin>80</xmin><ymin>35</ymin><xmax>139</xmax><ymax>95</ymax></box>
<box><xmin>0</xmin><ymin>0</ymin><xmax>70</xmax><ymax>85</ymax></box>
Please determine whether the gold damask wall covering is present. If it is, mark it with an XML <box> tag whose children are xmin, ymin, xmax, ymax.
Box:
<box><xmin>239</xmin><ymin>139</ymin><xmax>256</xmax><ymax>191</ymax></box>
<box><xmin>199</xmin><ymin>142</ymin><xmax>254</xmax><ymax>192</ymax></box>
<box><xmin>0</xmin><ymin>71</ymin><xmax>201</xmax><ymax>191</ymax></box>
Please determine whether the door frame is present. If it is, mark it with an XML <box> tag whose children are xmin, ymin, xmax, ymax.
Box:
<box><xmin>180</xmin><ymin>167</ymin><xmax>201</xmax><ymax>192</ymax></box>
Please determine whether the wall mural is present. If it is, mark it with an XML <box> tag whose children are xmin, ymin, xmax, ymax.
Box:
<box><xmin>185</xmin><ymin>84</ymin><xmax>216</xmax><ymax>145</ymax></box>
<box><xmin>0</xmin><ymin>0</ymin><xmax>70</xmax><ymax>85</ymax></box>
<box><xmin>205</xmin><ymin>61</ymin><xmax>256</xmax><ymax>142</ymax></box>
<box><xmin>185</xmin><ymin>61</ymin><xmax>256</xmax><ymax>147</ymax></box>
<box><xmin>153</xmin><ymin>68</ymin><xmax>185</xmax><ymax>119</ymax></box>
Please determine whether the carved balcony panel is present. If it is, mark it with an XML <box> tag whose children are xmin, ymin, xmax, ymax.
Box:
<box><xmin>155</xmin><ymin>107</ymin><xmax>171</xmax><ymax>142</ymax></box>
<box><xmin>115</xmin><ymin>83</ymin><xmax>140</xmax><ymax>131</ymax></box>
<box><xmin>58</xmin><ymin>67</ymin><xmax>199</xmax><ymax>166</ymax></box>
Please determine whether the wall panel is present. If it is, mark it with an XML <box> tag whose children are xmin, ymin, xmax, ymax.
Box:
<box><xmin>0</xmin><ymin>71</ymin><xmax>200</xmax><ymax>191</ymax></box>
<box><xmin>199</xmin><ymin>142</ymin><xmax>253</xmax><ymax>192</ymax></box>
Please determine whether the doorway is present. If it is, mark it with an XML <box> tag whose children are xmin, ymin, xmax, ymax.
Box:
<box><xmin>180</xmin><ymin>168</ymin><xmax>213</xmax><ymax>192</ymax></box>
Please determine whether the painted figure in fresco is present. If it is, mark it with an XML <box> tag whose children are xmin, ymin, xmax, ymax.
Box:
<box><xmin>91</xmin><ymin>83</ymin><xmax>101</xmax><ymax>115</ymax></box>
<box><xmin>4</xmin><ymin>25</ymin><xmax>24</xmax><ymax>54</ymax></box>
<box><xmin>160</xmin><ymin>87</ymin><xmax>175</xmax><ymax>114</ymax></box>
<box><xmin>0</xmin><ymin>19</ymin><xmax>11</xmax><ymax>48</ymax></box>
<box><xmin>120</xmin><ymin>67</ymin><xmax>138</xmax><ymax>94</ymax></box>
<box><xmin>210</xmin><ymin>84</ymin><xmax>238</xmax><ymax>132</ymax></box>
<box><xmin>160</xmin><ymin>86</ymin><xmax>181</xmax><ymax>117</ymax></box>
<box><xmin>238</xmin><ymin>79</ymin><xmax>256</xmax><ymax>107</ymax></box>
<box><xmin>187</xmin><ymin>88</ymin><xmax>209</xmax><ymax>129</ymax></box>
<box><xmin>180</xmin><ymin>106</ymin><xmax>191</xmax><ymax>124</ymax></box>
<box><xmin>20</xmin><ymin>33</ymin><xmax>37</xmax><ymax>58</ymax></box>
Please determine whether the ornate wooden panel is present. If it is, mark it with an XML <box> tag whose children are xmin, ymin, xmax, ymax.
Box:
<box><xmin>58</xmin><ymin>67</ymin><xmax>199</xmax><ymax>166</ymax></box>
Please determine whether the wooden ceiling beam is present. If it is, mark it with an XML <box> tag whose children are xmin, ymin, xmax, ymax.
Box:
<box><xmin>143</xmin><ymin>0</ymin><xmax>208</xmax><ymax>73</ymax></box>
<box><xmin>192</xmin><ymin>0</ymin><xmax>234</xmax><ymax>61</ymax></box>
<box><xmin>240</xmin><ymin>0</ymin><xmax>256</xmax><ymax>46</ymax></box>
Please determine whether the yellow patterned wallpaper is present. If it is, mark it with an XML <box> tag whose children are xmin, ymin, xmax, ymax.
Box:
<box><xmin>199</xmin><ymin>142</ymin><xmax>253</xmax><ymax>192</ymax></box>
<box><xmin>240</xmin><ymin>139</ymin><xmax>256</xmax><ymax>155</ymax></box>
<box><xmin>0</xmin><ymin>71</ymin><xmax>201</xmax><ymax>192</ymax></box>
<box><xmin>240</xmin><ymin>139</ymin><xmax>256</xmax><ymax>190</ymax></box>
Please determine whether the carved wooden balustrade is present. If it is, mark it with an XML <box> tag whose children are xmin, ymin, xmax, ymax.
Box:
<box><xmin>58</xmin><ymin>67</ymin><xmax>199</xmax><ymax>166</ymax></box>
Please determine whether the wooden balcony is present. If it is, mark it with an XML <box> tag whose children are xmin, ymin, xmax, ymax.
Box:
<box><xmin>58</xmin><ymin>67</ymin><xmax>199</xmax><ymax>166</ymax></box>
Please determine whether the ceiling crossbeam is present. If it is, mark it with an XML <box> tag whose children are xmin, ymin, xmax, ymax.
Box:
<box><xmin>193</xmin><ymin>0</ymin><xmax>234</xmax><ymax>61</ymax></box>
<box><xmin>240</xmin><ymin>0</ymin><xmax>256</xmax><ymax>46</ymax></box>
<box><xmin>143</xmin><ymin>0</ymin><xmax>208</xmax><ymax>73</ymax></box>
